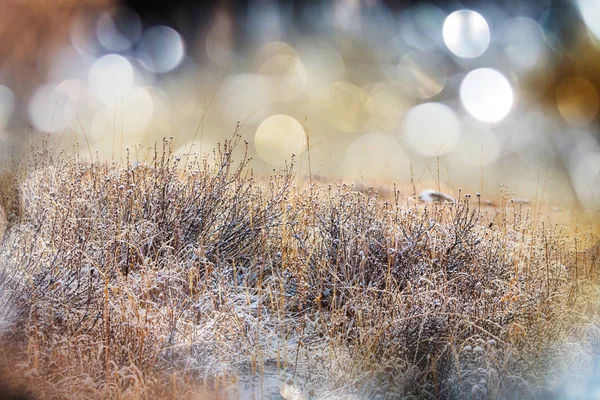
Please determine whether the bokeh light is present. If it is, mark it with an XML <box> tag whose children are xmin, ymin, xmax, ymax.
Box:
<box><xmin>443</xmin><ymin>10</ymin><xmax>490</xmax><ymax>59</ymax></box>
<box><xmin>96</xmin><ymin>7</ymin><xmax>142</xmax><ymax>52</ymax></box>
<box><xmin>403</xmin><ymin>102</ymin><xmax>460</xmax><ymax>156</ymax></box>
<box><xmin>577</xmin><ymin>0</ymin><xmax>600</xmax><ymax>41</ymax></box>
<box><xmin>460</xmin><ymin>68</ymin><xmax>514</xmax><ymax>123</ymax></box>
<box><xmin>90</xmin><ymin>87</ymin><xmax>154</xmax><ymax>145</ymax></box>
<box><xmin>55</xmin><ymin>79</ymin><xmax>100</xmax><ymax>124</ymax></box>
<box><xmin>89</xmin><ymin>54</ymin><xmax>134</xmax><ymax>105</ymax></box>
<box><xmin>28</xmin><ymin>84</ymin><xmax>76</xmax><ymax>133</ymax></box>
<box><xmin>137</xmin><ymin>26</ymin><xmax>185</xmax><ymax>74</ymax></box>
<box><xmin>258</xmin><ymin>44</ymin><xmax>307</xmax><ymax>103</ymax></box>
<box><xmin>255</xmin><ymin>114</ymin><xmax>305</xmax><ymax>166</ymax></box>
<box><xmin>556</xmin><ymin>77</ymin><xmax>599</xmax><ymax>126</ymax></box>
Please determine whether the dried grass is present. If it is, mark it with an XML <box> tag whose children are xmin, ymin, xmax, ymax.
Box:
<box><xmin>0</xmin><ymin>135</ymin><xmax>599</xmax><ymax>399</ymax></box>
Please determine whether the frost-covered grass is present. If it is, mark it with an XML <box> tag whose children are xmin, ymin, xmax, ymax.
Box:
<box><xmin>0</xmin><ymin>135</ymin><xmax>599</xmax><ymax>399</ymax></box>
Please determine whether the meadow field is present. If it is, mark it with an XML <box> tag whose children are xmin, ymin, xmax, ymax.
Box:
<box><xmin>0</xmin><ymin>134</ymin><xmax>599</xmax><ymax>399</ymax></box>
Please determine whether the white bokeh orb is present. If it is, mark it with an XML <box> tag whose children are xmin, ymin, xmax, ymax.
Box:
<box><xmin>255</xmin><ymin>114</ymin><xmax>305</xmax><ymax>166</ymax></box>
<box><xmin>578</xmin><ymin>0</ymin><xmax>600</xmax><ymax>41</ymax></box>
<box><xmin>137</xmin><ymin>26</ymin><xmax>185</xmax><ymax>74</ymax></box>
<box><xmin>403</xmin><ymin>102</ymin><xmax>461</xmax><ymax>156</ymax></box>
<box><xmin>443</xmin><ymin>10</ymin><xmax>490</xmax><ymax>58</ymax></box>
<box><xmin>89</xmin><ymin>54</ymin><xmax>134</xmax><ymax>105</ymax></box>
<box><xmin>28</xmin><ymin>84</ymin><xmax>76</xmax><ymax>133</ymax></box>
<box><xmin>460</xmin><ymin>68</ymin><xmax>514</xmax><ymax>123</ymax></box>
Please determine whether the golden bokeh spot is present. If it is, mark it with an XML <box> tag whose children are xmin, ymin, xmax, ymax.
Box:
<box><xmin>556</xmin><ymin>77</ymin><xmax>599</xmax><ymax>126</ymax></box>
<box><xmin>254</xmin><ymin>114</ymin><xmax>305</xmax><ymax>166</ymax></box>
<box><xmin>259</xmin><ymin>53</ymin><xmax>307</xmax><ymax>103</ymax></box>
<box><xmin>253</xmin><ymin>41</ymin><xmax>299</xmax><ymax>69</ymax></box>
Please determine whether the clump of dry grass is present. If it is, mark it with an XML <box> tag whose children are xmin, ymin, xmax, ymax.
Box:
<box><xmin>0</xmin><ymin>168</ymin><xmax>22</xmax><ymax>231</ymax></box>
<box><xmin>0</xmin><ymin>135</ymin><xmax>598</xmax><ymax>399</ymax></box>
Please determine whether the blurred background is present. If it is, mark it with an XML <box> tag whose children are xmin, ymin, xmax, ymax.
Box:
<box><xmin>1</xmin><ymin>0</ymin><xmax>600</xmax><ymax>208</ymax></box>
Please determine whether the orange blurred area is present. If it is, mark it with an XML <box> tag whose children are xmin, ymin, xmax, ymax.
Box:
<box><xmin>0</xmin><ymin>0</ymin><xmax>111</xmax><ymax>97</ymax></box>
